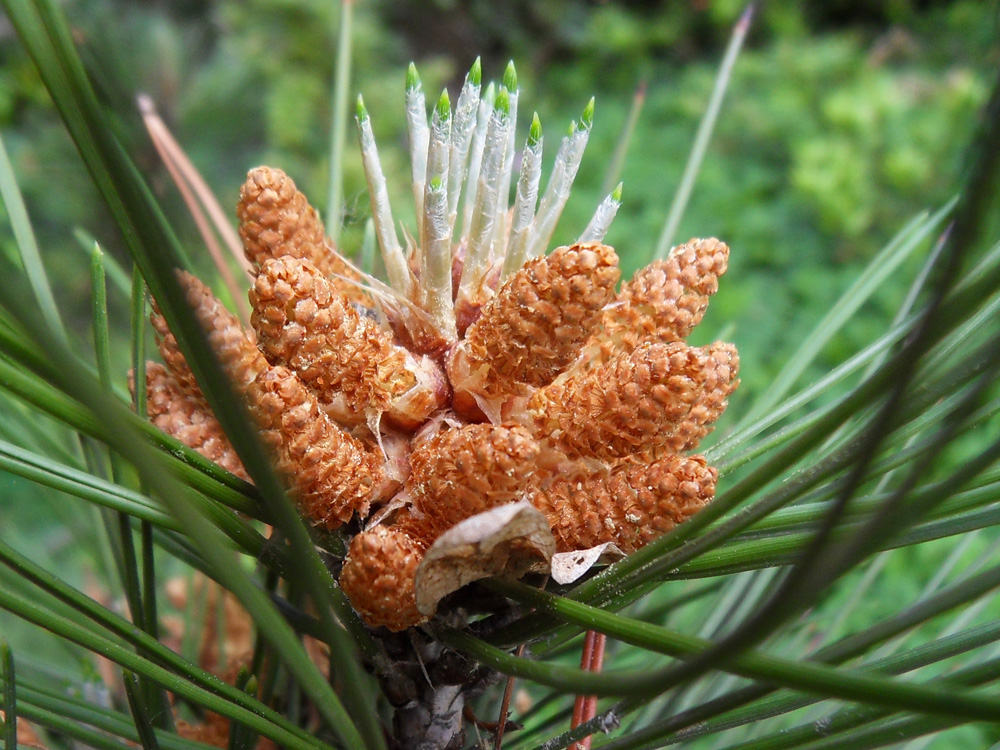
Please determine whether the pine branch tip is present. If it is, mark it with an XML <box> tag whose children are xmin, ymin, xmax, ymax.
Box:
<box><xmin>495</xmin><ymin>87</ymin><xmax>511</xmax><ymax>116</ymax></box>
<box><xmin>529</xmin><ymin>112</ymin><xmax>542</xmax><ymax>145</ymax></box>
<box><xmin>581</xmin><ymin>97</ymin><xmax>595</xmax><ymax>129</ymax></box>
<box><xmin>503</xmin><ymin>60</ymin><xmax>517</xmax><ymax>91</ymax></box>
<box><xmin>406</xmin><ymin>62</ymin><xmax>420</xmax><ymax>91</ymax></box>
<box><xmin>435</xmin><ymin>89</ymin><xmax>451</xmax><ymax>119</ymax></box>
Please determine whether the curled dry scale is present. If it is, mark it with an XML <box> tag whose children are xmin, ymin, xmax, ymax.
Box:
<box><xmin>139</xmin><ymin>61</ymin><xmax>739</xmax><ymax>636</ymax></box>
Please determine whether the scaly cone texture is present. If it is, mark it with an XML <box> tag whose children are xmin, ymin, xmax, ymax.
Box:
<box><xmin>250</xmin><ymin>255</ymin><xmax>448</xmax><ymax>429</ymax></box>
<box><xmin>148</xmin><ymin>272</ymin><xmax>391</xmax><ymax>528</ymax></box>
<box><xmin>142</xmin><ymin>301</ymin><xmax>249</xmax><ymax>479</ymax></box>
<box><xmin>405</xmin><ymin>423</ymin><xmax>541</xmax><ymax>537</ymax></box>
<box><xmin>141</xmin><ymin>363</ymin><xmax>249</xmax><ymax>481</ymax></box>
<box><xmin>245</xmin><ymin>363</ymin><xmax>391</xmax><ymax>526</ymax></box>
<box><xmin>665</xmin><ymin>342</ymin><xmax>740</xmax><ymax>454</ymax></box>
<box><xmin>529</xmin><ymin>455</ymin><xmax>718</xmax><ymax>553</ymax></box>
<box><xmin>150</xmin><ymin>298</ymin><xmax>204</xmax><ymax>396</ymax></box>
<box><xmin>237</xmin><ymin>166</ymin><xmax>368</xmax><ymax>304</ymax></box>
<box><xmin>142</xmin><ymin>61</ymin><xmax>739</xmax><ymax>632</ymax></box>
<box><xmin>339</xmin><ymin>424</ymin><xmax>541</xmax><ymax>626</ymax></box>
<box><xmin>584</xmin><ymin>237</ymin><xmax>730</xmax><ymax>366</ymax></box>
<box><xmin>449</xmin><ymin>242</ymin><xmax>619</xmax><ymax>418</ymax></box>
<box><xmin>528</xmin><ymin>341</ymin><xmax>736</xmax><ymax>461</ymax></box>
<box><xmin>338</xmin><ymin>518</ymin><xmax>429</xmax><ymax>633</ymax></box>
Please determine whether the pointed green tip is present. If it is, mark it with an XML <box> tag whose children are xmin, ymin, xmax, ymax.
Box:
<box><xmin>503</xmin><ymin>60</ymin><xmax>517</xmax><ymax>91</ymax></box>
<box><xmin>469</xmin><ymin>57</ymin><xmax>482</xmax><ymax>86</ymax></box>
<box><xmin>483</xmin><ymin>81</ymin><xmax>496</xmax><ymax>102</ymax></box>
<box><xmin>566</xmin><ymin>119</ymin><xmax>578</xmax><ymax>137</ymax></box>
<box><xmin>234</xmin><ymin>665</ymin><xmax>252</xmax><ymax>689</ymax></box>
<box><xmin>495</xmin><ymin>87</ymin><xmax>510</xmax><ymax>116</ymax></box>
<box><xmin>528</xmin><ymin>112</ymin><xmax>542</xmax><ymax>146</ymax></box>
<box><xmin>436</xmin><ymin>89</ymin><xmax>451</xmax><ymax>119</ymax></box>
<box><xmin>406</xmin><ymin>62</ymin><xmax>420</xmax><ymax>91</ymax></box>
<box><xmin>581</xmin><ymin>97</ymin><xmax>595</xmax><ymax>129</ymax></box>
<box><xmin>612</xmin><ymin>182</ymin><xmax>623</xmax><ymax>201</ymax></box>
<box><xmin>356</xmin><ymin>94</ymin><xmax>368</xmax><ymax>121</ymax></box>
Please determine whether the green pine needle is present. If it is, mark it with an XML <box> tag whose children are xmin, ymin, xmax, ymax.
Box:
<box><xmin>123</xmin><ymin>670</ymin><xmax>160</xmax><ymax>750</ymax></box>
<box><xmin>1</xmin><ymin>641</ymin><xmax>15</xmax><ymax>750</ymax></box>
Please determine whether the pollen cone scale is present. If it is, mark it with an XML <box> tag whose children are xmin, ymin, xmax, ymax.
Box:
<box><xmin>237</xmin><ymin>166</ymin><xmax>368</xmax><ymax>305</ymax></box>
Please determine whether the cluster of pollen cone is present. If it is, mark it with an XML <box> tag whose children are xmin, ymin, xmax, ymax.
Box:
<box><xmin>141</xmin><ymin>60</ymin><xmax>739</xmax><ymax>632</ymax></box>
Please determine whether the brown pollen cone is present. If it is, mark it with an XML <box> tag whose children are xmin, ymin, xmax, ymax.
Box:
<box><xmin>339</xmin><ymin>521</ymin><xmax>429</xmax><ymax>631</ymax></box>
<box><xmin>140</xmin><ymin>363</ymin><xmax>249</xmax><ymax>480</ymax></box>
<box><xmin>251</xmin><ymin>256</ymin><xmax>428</xmax><ymax>425</ymax></box>
<box><xmin>529</xmin><ymin>341</ymin><xmax>720</xmax><ymax>460</ymax></box>
<box><xmin>664</xmin><ymin>342</ymin><xmax>740</xmax><ymax>454</ymax></box>
<box><xmin>237</xmin><ymin>166</ymin><xmax>365</xmax><ymax>302</ymax></box>
<box><xmin>178</xmin><ymin>272</ymin><xmax>388</xmax><ymax>527</ymax></box>
<box><xmin>529</xmin><ymin>454</ymin><xmax>717</xmax><ymax>553</ymax></box>
<box><xmin>586</xmin><ymin>237</ymin><xmax>729</xmax><ymax>366</ymax></box>
<box><xmin>451</xmin><ymin>243</ymin><xmax>620</xmax><ymax>404</ymax></box>
<box><xmin>246</xmin><ymin>365</ymin><xmax>390</xmax><ymax>528</ymax></box>
<box><xmin>407</xmin><ymin>424</ymin><xmax>541</xmax><ymax>539</ymax></box>
<box><xmin>150</xmin><ymin>299</ymin><xmax>204</xmax><ymax>398</ymax></box>
<box><xmin>177</xmin><ymin>271</ymin><xmax>270</xmax><ymax>390</ymax></box>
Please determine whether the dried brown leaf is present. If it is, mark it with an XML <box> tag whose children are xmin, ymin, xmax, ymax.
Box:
<box><xmin>415</xmin><ymin>502</ymin><xmax>555</xmax><ymax>616</ymax></box>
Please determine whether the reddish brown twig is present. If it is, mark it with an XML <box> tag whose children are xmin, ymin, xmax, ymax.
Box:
<box><xmin>582</xmin><ymin>633</ymin><xmax>606</xmax><ymax>727</ymax></box>
<box><xmin>570</xmin><ymin>630</ymin><xmax>606</xmax><ymax>750</ymax></box>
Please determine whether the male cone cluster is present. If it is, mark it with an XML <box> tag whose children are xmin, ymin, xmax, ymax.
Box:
<box><xmin>141</xmin><ymin>100</ymin><xmax>738</xmax><ymax>631</ymax></box>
